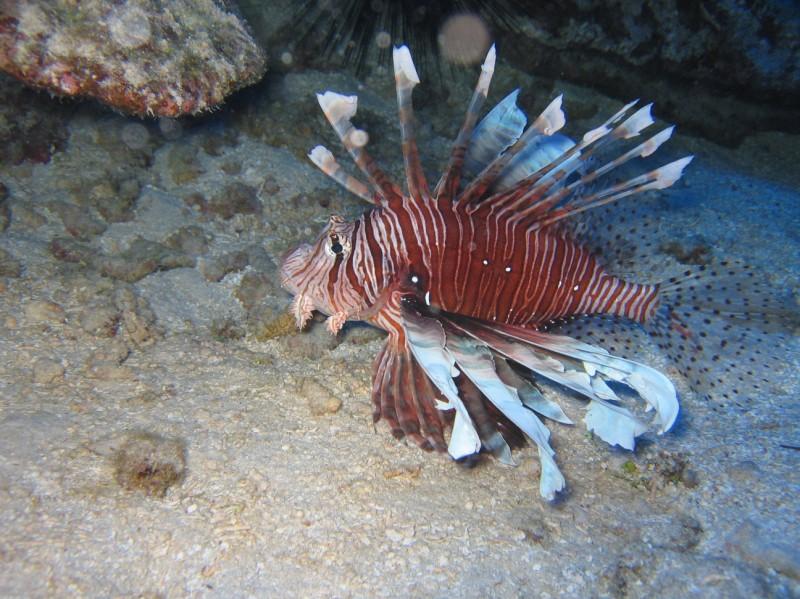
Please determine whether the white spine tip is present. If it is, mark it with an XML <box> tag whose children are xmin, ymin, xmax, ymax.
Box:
<box><xmin>604</xmin><ymin>99</ymin><xmax>640</xmax><ymax>128</ymax></box>
<box><xmin>621</xmin><ymin>103</ymin><xmax>655</xmax><ymax>138</ymax></box>
<box><xmin>308</xmin><ymin>145</ymin><xmax>334</xmax><ymax>168</ymax></box>
<box><xmin>482</xmin><ymin>44</ymin><xmax>497</xmax><ymax>73</ymax></box>
<box><xmin>393</xmin><ymin>45</ymin><xmax>420</xmax><ymax>84</ymax></box>
<box><xmin>540</xmin><ymin>94</ymin><xmax>566</xmax><ymax>135</ymax></box>
<box><xmin>317</xmin><ymin>91</ymin><xmax>358</xmax><ymax>120</ymax></box>
<box><xmin>640</xmin><ymin>125</ymin><xmax>675</xmax><ymax>157</ymax></box>
<box><xmin>655</xmin><ymin>155</ymin><xmax>694</xmax><ymax>188</ymax></box>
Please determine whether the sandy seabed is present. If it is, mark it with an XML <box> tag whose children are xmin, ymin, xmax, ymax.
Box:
<box><xmin>0</xmin><ymin>61</ymin><xmax>798</xmax><ymax>598</ymax></box>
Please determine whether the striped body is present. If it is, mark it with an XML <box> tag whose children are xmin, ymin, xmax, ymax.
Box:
<box><xmin>284</xmin><ymin>195</ymin><xmax>659</xmax><ymax>339</ymax></box>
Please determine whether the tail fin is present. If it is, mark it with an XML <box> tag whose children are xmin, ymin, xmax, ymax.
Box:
<box><xmin>649</xmin><ymin>262</ymin><xmax>799</xmax><ymax>404</ymax></box>
<box><xmin>552</xmin><ymin>260</ymin><xmax>799</xmax><ymax>405</ymax></box>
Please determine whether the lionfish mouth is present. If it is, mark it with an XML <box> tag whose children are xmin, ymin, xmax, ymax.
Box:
<box><xmin>279</xmin><ymin>243</ymin><xmax>312</xmax><ymax>295</ymax></box>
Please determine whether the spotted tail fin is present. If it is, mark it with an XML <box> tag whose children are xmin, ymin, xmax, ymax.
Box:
<box><xmin>649</xmin><ymin>262</ymin><xmax>800</xmax><ymax>404</ymax></box>
<box><xmin>547</xmin><ymin>258</ymin><xmax>799</xmax><ymax>406</ymax></box>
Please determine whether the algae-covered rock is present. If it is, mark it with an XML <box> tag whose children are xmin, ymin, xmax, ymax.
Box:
<box><xmin>0</xmin><ymin>247</ymin><xmax>21</xmax><ymax>277</ymax></box>
<box><xmin>109</xmin><ymin>432</ymin><xmax>187</xmax><ymax>497</ymax></box>
<box><xmin>0</xmin><ymin>0</ymin><xmax>267</xmax><ymax>117</ymax></box>
<box><xmin>51</xmin><ymin>235</ymin><xmax>195</xmax><ymax>282</ymax></box>
<box><xmin>31</xmin><ymin>358</ymin><xmax>65</xmax><ymax>385</ymax></box>
<box><xmin>199</xmin><ymin>250</ymin><xmax>248</xmax><ymax>282</ymax></box>
<box><xmin>208</xmin><ymin>182</ymin><xmax>262</xmax><ymax>220</ymax></box>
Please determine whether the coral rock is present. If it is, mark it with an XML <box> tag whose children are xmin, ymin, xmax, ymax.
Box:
<box><xmin>0</xmin><ymin>0</ymin><xmax>267</xmax><ymax>117</ymax></box>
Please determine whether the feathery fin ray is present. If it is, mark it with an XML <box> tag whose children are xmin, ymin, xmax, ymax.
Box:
<box><xmin>434</xmin><ymin>44</ymin><xmax>497</xmax><ymax>200</ymax></box>
<box><xmin>308</xmin><ymin>145</ymin><xmax>373</xmax><ymax>202</ymax></box>
<box><xmin>393</xmin><ymin>46</ymin><xmax>430</xmax><ymax>202</ymax></box>
<box><xmin>399</xmin><ymin>298</ymin><xmax>679</xmax><ymax>500</ymax></box>
<box><xmin>316</xmin><ymin>91</ymin><xmax>399</xmax><ymax>204</ymax></box>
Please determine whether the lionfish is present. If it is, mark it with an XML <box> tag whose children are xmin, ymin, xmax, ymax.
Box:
<box><xmin>280</xmin><ymin>45</ymin><xmax>786</xmax><ymax>500</ymax></box>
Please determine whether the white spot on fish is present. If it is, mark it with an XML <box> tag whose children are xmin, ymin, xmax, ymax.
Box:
<box><xmin>482</xmin><ymin>259</ymin><xmax>489</xmax><ymax>266</ymax></box>
<box><xmin>505</xmin><ymin>266</ymin><xmax>512</xmax><ymax>272</ymax></box>
<box><xmin>573</xmin><ymin>284</ymin><xmax>579</xmax><ymax>291</ymax></box>
<box><xmin>411</xmin><ymin>275</ymin><xmax>419</xmax><ymax>284</ymax></box>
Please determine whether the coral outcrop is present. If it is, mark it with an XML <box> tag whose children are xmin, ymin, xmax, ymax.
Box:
<box><xmin>0</xmin><ymin>0</ymin><xmax>267</xmax><ymax>117</ymax></box>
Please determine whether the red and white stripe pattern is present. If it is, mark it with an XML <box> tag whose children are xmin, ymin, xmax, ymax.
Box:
<box><xmin>281</xmin><ymin>195</ymin><xmax>660</xmax><ymax>342</ymax></box>
<box><xmin>278</xmin><ymin>44</ymin><xmax>692</xmax><ymax>501</ymax></box>
<box><xmin>284</xmin><ymin>43</ymin><xmax>687</xmax><ymax>340</ymax></box>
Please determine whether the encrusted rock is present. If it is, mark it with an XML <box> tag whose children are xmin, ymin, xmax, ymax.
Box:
<box><xmin>208</xmin><ymin>182</ymin><xmax>262</xmax><ymax>219</ymax></box>
<box><xmin>0</xmin><ymin>187</ymin><xmax>9</xmax><ymax>231</ymax></box>
<box><xmin>503</xmin><ymin>0</ymin><xmax>800</xmax><ymax>143</ymax></box>
<box><xmin>0</xmin><ymin>247</ymin><xmax>21</xmax><ymax>277</ymax></box>
<box><xmin>48</xmin><ymin>201</ymin><xmax>107</xmax><ymax>240</ymax></box>
<box><xmin>0</xmin><ymin>1</ymin><xmax>267</xmax><ymax>117</ymax></box>
<box><xmin>11</xmin><ymin>204</ymin><xmax>45</xmax><ymax>229</ymax></box>
<box><xmin>300</xmin><ymin>378</ymin><xmax>342</xmax><ymax>416</ymax></box>
<box><xmin>85</xmin><ymin>361</ymin><xmax>136</xmax><ymax>381</ymax></box>
<box><xmin>167</xmin><ymin>144</ymin><xmax>204</xmax><ymax>185</ymax></box>
<box><xmin>114</xmin><ymin>286</ymin><xmax>160</xmax><ymax>347</ymax></box>
<box><xmin>24</xmin><ymin>299</ymin><xmax>65</xmax><ymax>324</ymax></box>
<box><xmin>78</xmin><ymin>305</ymin><xmax>121</xmax><ymax>337</ymax></box>
<box><xmin>108</xmin><ymin>431</ymin><xmax>187</xmax><ymax>497</ymax></box>
<box><xmin>32</xmin><ymin>358</ymin><xmax>65</xmax><ymax>384</ymax></box>
<box><xmin>82</xmin><ymin>176</ymin><xmax>141</xmax><ymax>223</ymax></box>
<box><xmin>726</xmin><ymin>519</ymin><xmax>800</xmax><ymax>581</ymax></box>
<box><xmin>199</xmin><ymin>250</ymin><xmax>248</xmax><ymax>282</ymax></box>
<box><xmin>163</xmin><ymin>225</ymin><xmax>212</xmax><ymax>257</ymax></box>
<box><xmin>235</xmin><ymin>271</ymin><xmax>277</xmax><ymax>311</ymax></box>
<box><xmin>88</xmin><ymin>338</ymin><xmax>130</xmax><ymax>365</ymax></box>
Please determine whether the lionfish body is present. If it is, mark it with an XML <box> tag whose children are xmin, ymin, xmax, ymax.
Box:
<box><xmin>282</xmin><ymin>46</ymin><xmax>696</xmax><ymax>500</ymax></box>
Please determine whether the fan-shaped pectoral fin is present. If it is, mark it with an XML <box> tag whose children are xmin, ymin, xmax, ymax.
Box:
<box><xmin>371</xmin><ymin>331</ymin><xmax>449</xmax><ymax>452</ymax></box>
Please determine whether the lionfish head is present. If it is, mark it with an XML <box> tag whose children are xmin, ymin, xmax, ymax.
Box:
<box><xmin>280</xmin><ymin>215</ymin><xmax>356</xmax><ymax>328</ymax></box>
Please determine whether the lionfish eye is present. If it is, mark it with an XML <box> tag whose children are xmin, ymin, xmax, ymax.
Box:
<box><xmin>329</xmin><ymin>234</ymin><xmax>344</xmax><ymax>255</ymax></box>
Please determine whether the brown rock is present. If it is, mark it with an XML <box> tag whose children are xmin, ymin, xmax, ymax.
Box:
<box><xmin>25</xmin><ymin>300</ymin><xmax>66</xmax><ymax>324</ymax></box>
<box><xmin>0</xmin><ymin>1</ymin><xmax>267</xmax><ymax>117</ymax></box>
<box><xmin>32</xmin><ymin>358</ymin><xmax>65</xmax><ymax>384</ymax></box>
<box><xmin>300</xmin><ymin>378</ymin><xmax>342</xmax><ymax>416</ymax></box>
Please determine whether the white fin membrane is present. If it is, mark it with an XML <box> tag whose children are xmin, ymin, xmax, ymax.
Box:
<box><xmin>401</xmin><ymin>310</ymin><xmax>482</xmax><ymax>459</ymax></box>
<box><xmin>445</xmin><ymin>331</ymin><xmax>566</xmax><ymax>500</ymax></box>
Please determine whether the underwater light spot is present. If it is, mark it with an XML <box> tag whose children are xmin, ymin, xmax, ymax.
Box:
<box><xmin>376</xmin><ymin>31</ymin><xmax>391</xmax><ymax>49</ymax></box>
<box><xmin>438</xmin><ymin>13</ymin><xmax>490</xmax><ymax>66</ymax></box>
<box><xmin>159</xmin><ymin>117</ymin><xmax>182</xmax><ymax>140</ymax></box>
